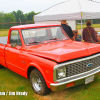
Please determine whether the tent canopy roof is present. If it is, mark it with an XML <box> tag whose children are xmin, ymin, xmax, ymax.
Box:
<box><xmin>34</xmin><ymin>0</ymin><xmax>100</xmax><ymax>21</ymax></box>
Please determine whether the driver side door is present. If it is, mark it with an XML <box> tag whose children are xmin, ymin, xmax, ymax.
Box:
<box><xmin>5</xmin><ymin>30</ymin><xmax>23</xmax><ymax>73</ymax></box>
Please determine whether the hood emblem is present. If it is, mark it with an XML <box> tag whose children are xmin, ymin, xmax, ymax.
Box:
<box><xmin>87</xmin><ymin>63</ymin><xmax>92</xmax><ymax>67</ymax></box>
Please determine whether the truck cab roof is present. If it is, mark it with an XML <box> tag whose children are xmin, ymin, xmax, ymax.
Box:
<box><xmin>10</xmin><ymin>24</ymin><xmax>61</xmax><ymax>29</ymax></box>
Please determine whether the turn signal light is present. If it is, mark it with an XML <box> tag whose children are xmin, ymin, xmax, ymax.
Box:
<box><xmin>66</xmin><ymin>82</ymin><xmax>75</xmax><ymax>88</ymax></box>
<box><xmin>46</xmin><ymin>70</ymin><xmax>51</xmax><ymax>75</ymax></box>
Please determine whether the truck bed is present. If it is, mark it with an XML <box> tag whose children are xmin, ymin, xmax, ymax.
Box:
<box><xmin>0</xmin><ymin>36</ymin><xmax>7</xmax><ymax>44</ymax></box>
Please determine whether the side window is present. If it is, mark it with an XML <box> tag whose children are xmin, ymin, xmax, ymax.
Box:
<box><xmin>10</xmin><ymin>30</ymin><xmax>22</xmax><ymax>46</ymax></box>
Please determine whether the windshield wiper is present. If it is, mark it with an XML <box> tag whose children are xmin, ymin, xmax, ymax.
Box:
<box><xmin>50</xmin><ymin>38</ymin><xmax>60</xmax><ymax>40</ymax></box>
<box><xmin>29</xmin><ymin>41</ymin><xmax>41</xmax><ymax>45</ymax></box>
<box><xmin>61</xmin><ymin>38</ymin><xmax>68</xmax><ymax>40</ymax></box>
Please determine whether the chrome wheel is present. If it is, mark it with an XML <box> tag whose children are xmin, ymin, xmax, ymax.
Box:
<box><xmin>32</xmin><ymin>74</ymin><xmax>42</xmax><ymax>91</ymax></box>
<box><xmin>30</xmin><ymin>69</ymin><xmax>50</xmax><ymax>95</ymax></box>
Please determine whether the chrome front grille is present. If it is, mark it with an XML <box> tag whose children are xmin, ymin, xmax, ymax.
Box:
<box><xmin>53</xmin><ymin>53</ymin><xmax>100</xmax><ymax>82</ymax></box>
<box><xmin>66</xmin><ymin>55</ymin><xmax>100</xmax><ymax>77</ymax></box>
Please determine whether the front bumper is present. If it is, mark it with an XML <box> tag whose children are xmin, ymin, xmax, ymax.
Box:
<box><xmin>50</xmin><ymin>66</ymin><xmax>100</xmax><ymax>91</ymax></box>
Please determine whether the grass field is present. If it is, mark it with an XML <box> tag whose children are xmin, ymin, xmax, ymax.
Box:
<box><xmin>77</xmin><ymin>24</ymin><xmax>100</xmax><ymax>29</ymax></box>
<box><xmin>0</xmin><ymin>29</ymin><xmax>9</xmax><ymax>37</ymax></box>
<box><xmin>0</xmin><ymin>67</ymin><xmax>100</xmax><ymax>100</ymax></box>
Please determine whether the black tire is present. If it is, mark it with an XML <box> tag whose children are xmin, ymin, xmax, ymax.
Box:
<box><xmin>30</xmin><ymin>69</ymin><xmax>50</xmax><ymax>95</ymax></box>
<box><xmin>0</xmin><ymin>65</ymin><xmax>4</xmax><ymax>69</ymax></box>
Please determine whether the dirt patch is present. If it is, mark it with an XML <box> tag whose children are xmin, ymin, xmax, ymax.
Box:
<box><xmin>35</xmin><ymin>90</ymin><xmax>68</xmax><ymax>100</ymax></box>
<box><xmin>34</xmin><ymin>90</ymin><xmax>76</xmax><ymax>100</ymax></box>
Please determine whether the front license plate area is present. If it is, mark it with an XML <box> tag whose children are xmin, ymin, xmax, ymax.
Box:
<box><xmin>85</xmin><ymin>75</ymin><xmax>94</xmax><ymax>84</ymax></box>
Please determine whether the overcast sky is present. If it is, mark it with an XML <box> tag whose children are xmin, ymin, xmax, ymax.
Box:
<box><xmin>0</xmin><ymin>0</ymin><xmax>100</xmax><ymax>14</ymax></box>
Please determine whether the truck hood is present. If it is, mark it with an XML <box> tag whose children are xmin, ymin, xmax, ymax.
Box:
<box><xmin>27</xmin><ymin>40</ymin><xmax>100</xmax><ymax>62</ymax></box>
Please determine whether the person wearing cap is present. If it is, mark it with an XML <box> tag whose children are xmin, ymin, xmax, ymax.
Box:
<box><xmin>82</xmin><ymin>20</ymin><xmax>100</xmax><ymax>43</ymax></box>
<box><xmin>60</xmin><ymin>20</ymin><xmax>75</xmax><ymax>40</ymax></box>
<box><xmin>74</xmin><ymin>31</ymin><xmax>81</xmax><ymax>41</ymax></box>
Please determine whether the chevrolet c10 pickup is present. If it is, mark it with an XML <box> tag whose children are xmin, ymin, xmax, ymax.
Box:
<box><xmin>0</xmin><ymin>24</ymin><xmax>100</xmax><ymax>95</ymax></box>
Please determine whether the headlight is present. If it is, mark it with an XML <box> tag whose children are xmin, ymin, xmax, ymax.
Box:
<box><xmin>57</xmin><ymin>67</ymin><xmax>66</xmax><ymax>79</ymax></box>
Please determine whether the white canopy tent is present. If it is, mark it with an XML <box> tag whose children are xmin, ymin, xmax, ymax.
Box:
<box><xmin>34</xmin><ymin>0</ymin><xmax>100</xmax><ymax>32</ymax></box>
<box><xmin>34</xmin><ymin>0</ymin><xmax>100</xmax><ymax>21</ymax></box>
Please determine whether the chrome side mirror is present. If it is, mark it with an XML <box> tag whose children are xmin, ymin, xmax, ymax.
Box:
<box><xmin>11</xmin><ymin>43</ymin><xmax>17</xmax><ymax>47</ymax></box>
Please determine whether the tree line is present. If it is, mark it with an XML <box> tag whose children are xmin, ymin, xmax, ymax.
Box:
<box><xmin>1</xmin><ymin>10</ymin><xmax>100</xmax><ymax>29</ymax></box>
<box><xmin>0</xmin><ymin>10</ymin><xmax>40</xmax><ymax>29</ymax></box>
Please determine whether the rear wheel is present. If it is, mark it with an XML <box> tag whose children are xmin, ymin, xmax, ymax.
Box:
<box><xmin>30</xmin><ymin>69</ymin><xmax>50</xmax><ymax>95</ymax></box>
<box><xmin>0</xmin><ymin>65</ymin><xmax>4</xmax><ymax>69</ymax></box>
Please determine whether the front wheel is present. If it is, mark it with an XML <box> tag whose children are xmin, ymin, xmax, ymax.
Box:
<box><xmin>30</xmin><ymin>69</ymin><xmax>50</xmax><ymax>95</ymax></box>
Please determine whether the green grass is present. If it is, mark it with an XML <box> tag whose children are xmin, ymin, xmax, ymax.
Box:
<box><xmin>63</xmin><ymin>77</ymin><xmax>100</xmax><ymax>100</ymax></box>
<box><xmin>0</xmin><ymin>67</ymin><xmax>100</xmax><ymax>100</ymax></box>
<box><xmin>0</xmin><ymin>29</ymin><xmax>9</xmax><ymax>37</ymax></box>
<box><xmin>0</xmin><ymin>68</ymin><xmax>36</xmax><ymax>100</ymax></box>
<box><xmin>77</xmin><ymin>24</ymin><xmax>100</xmax><ymax>30</ymax></box>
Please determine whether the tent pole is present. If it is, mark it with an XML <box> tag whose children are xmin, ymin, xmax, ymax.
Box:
<box><xmin>81</xmin><ymin>19</ymin><xmax>83</xmax><ymax>41</ymax></box>
<box><xmin>81</xmin><ymin>19</ymin><xmax>82</xmax><ymax>34</ymax></box>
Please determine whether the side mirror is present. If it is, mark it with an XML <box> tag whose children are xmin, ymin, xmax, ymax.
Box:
<box><xmin>11</xmin><ymin>43</ymin><xmax>17</xmax><ymax>47</ymax></box>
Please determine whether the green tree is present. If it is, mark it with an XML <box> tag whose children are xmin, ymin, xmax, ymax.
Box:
<box><xmin>26</xmin><ymin>11</ymin><xmax>36</xmax><ymax>21</ymax></box>
<box><xmin>4</xmin><ymin>13</ymin><xmax>16</xmax><ymax>28</ymax></box>
<box><xmin>12</xmin><ymin>10</ymin><xmax>27</xmax><ymax>24</ymax></box>
<box><xmin>4</xmin><ymin>13</ymin><xmax>16</xmax><ymax>23</ymax></box>
<box><xmin>0</xmin><ymin>10</ymin><xmax>40</xmax><ymax>29</ymax></box>
<box><xmin>0</xmin><ymin>12</ymin><xmax>5</xmax><ymax>28</ymax></box>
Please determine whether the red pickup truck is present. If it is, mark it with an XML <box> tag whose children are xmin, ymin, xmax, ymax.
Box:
<box><xmin>0</xmin><ymin>24</ymin><xmax>100</xmax><ymax>95</ymax></box>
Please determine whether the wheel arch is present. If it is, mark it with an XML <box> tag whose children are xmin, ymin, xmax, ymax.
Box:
<box><xmin>27</xmin><ymin>66</ymin><xmax>35</xmax><ymax>79</ymax></box>
<box><xmin>27</xmin><ymin>62</ymin><xmax>54</xmax><ymax>89</ymax></box>
<box><xmin>27</xmin><ymin>63</ymin><xmax>46</xmax><ymax>81</ymax></box>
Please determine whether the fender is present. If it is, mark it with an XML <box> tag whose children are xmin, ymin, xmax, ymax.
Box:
<box><xmin>27</xmin><ymin>62</ymin><xmax>49</xmax><ymax>83</ymax></box>
<box><xmin>26</xmin><ymin>60</ymin><xmax>56</xmax><ymax>88</ymax></box>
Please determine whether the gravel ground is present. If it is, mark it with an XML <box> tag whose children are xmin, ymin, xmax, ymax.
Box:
<box><xmin>0</xmin><ymin>36</ymin><xmax>7</xmax><ymax>44</ymax></box>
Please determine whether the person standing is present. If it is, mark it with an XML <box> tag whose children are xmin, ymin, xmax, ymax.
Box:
<box><xmin>82</xmin><ymin>20</ymin><xmax>99</xmax><ymax>43</ymax></box>
<box><xmin>74</xmin><ymin>31</ymin><xmax>81</xmax><ymax>41</ymax></box>
<box><xmin>60</xmin><ymin>20</ymin><xmax>75</xmax><ymax>40</ymax></box>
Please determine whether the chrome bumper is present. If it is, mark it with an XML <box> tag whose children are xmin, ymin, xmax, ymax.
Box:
<box><xmin>50</xmin><ymin>67</ymin><xmax>100</xmax><ymax>91</ymax></box>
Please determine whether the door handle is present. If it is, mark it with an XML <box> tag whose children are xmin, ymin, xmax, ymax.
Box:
<box><xmin>5</xmin><ymin>48</ymin><xmax>9</xmax><ymax>50</ymax></box>
<box><xmin>16</xmin><ymin>47</ymin><xmax>20</xmax><ymax>50</ymax></box>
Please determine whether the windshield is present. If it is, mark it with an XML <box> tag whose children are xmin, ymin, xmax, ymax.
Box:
<box><xmin>22</xmin><ymin>26</ymin><xmax>69</xmax><ymax>45</ymax></box>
